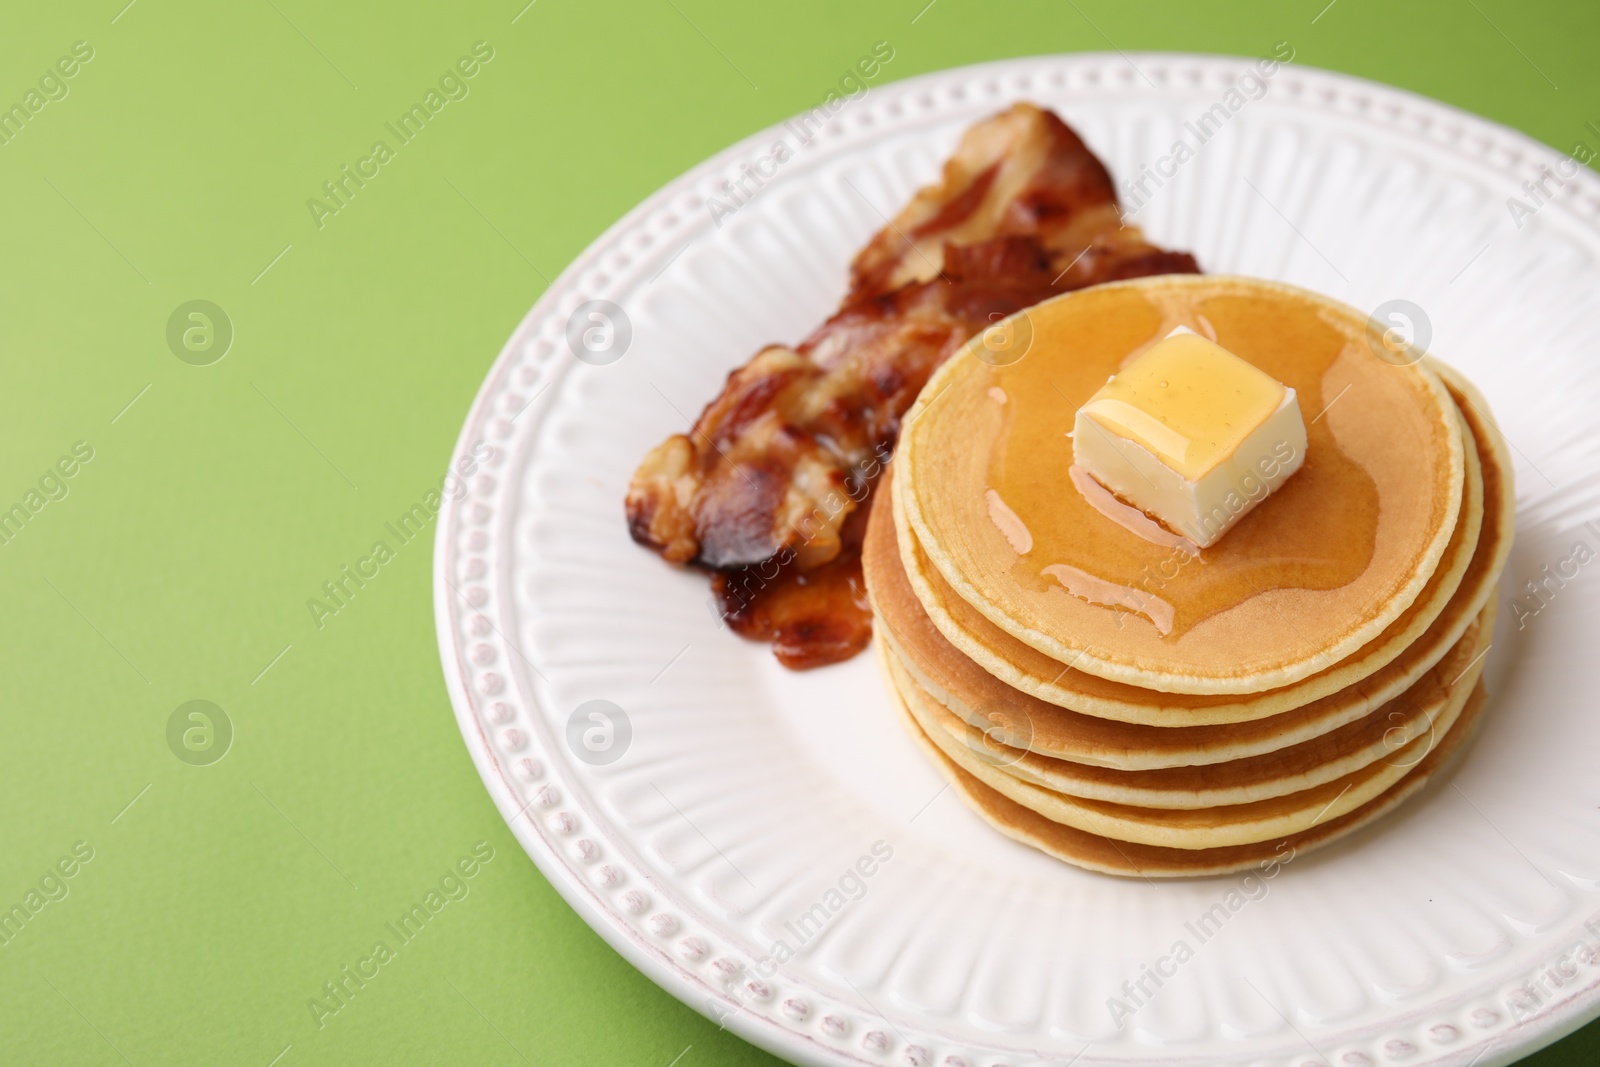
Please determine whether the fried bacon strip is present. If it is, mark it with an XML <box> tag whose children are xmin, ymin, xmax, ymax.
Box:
<box><xmin>626</xmin><ymin>103</ymin><xmax>1200</xmax><ymax>668</ymax></box>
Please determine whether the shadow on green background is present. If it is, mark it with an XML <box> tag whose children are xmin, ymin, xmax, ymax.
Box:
<box><xmin>0</xmin><ymin>0</ymin><xmax>1594</xmax><ymax>1063</ymax></box>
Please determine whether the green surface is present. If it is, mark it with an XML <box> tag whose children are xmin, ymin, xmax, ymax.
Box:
<box><xmin>1</xmin><ymin>0</ymin><xmax>1594</xmax><ymax>1063</ymax></box>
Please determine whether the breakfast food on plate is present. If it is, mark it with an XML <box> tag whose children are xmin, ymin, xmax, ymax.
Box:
<box><xmin>624</xmin><ymin>101</ymin><xmax>1514</xmax><ymax>875</ymax></box>
<box><xmin>871</xmin><ymin>274</ymin><xmax>1513</xmax><ymax>875</ymax></box>
<box><xmin>625</xmin><ymin>103</ymin><xmax>1199</xmax><ymax>668</ymax></box>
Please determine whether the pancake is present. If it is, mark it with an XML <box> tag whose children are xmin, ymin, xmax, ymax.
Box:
<box><xmin>884</xmin><ymin>603</ymin><xmax>1490</xmax><ymax>808</ymax></box>
<box><xmin>897</xmin><ymin>275</ymin><xmax>1467</xmax><ymax>694</ymax></box>
<box><xmin>879</xmin><ymin>636</ymin><xmax>1492</xmax><ymax>876</ymax></box>
<box><xmin>872</xmin><ymin>385</ymin><xmax>1509</xmax><ymax>737</ymax></box>
<box><xmin>1429</xmin><ymin>357</ymin><xmax>1515</xmax><ymax>607</ymax></box>
<box><xmin>901</xmin><ymin>673</ymin><xmax>1489</xmax><ymax>876</ymax></box>
<box><xmin>888</xmin><ymin>624</ymin><xmax>1486</xmax><ymax>849</ymax></box>
<box><xmin>887</xmin><ymin>411</ymin><xmax>1488</xmax><ymax>725</ymax></box>
<box><xmin>875</xmin><ymin>397</ymin><xmax>1500</xmax><ymax>737</ymax></box>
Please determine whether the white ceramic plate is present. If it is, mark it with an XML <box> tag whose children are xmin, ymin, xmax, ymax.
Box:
<box><xmin>435</xmin><ymin>54</ymin><xmax>1600</xmax><ymax>1067</ymax></box>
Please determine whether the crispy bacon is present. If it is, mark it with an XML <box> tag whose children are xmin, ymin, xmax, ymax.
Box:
<box><xmin>848</xmin><ymin>103</ymin><xmax>1127</xmax><ymax>302</ymax></box>
<box><xmin>625</xmin><ymin>103</ymin><xmax>1200</xmax><ymax>668</ymax></box>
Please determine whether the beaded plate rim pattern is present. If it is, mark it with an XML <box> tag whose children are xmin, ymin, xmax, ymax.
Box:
<box><xmin>434</xmin><ymin>52</ymin><xmax>1600</xmax><ymax>1067</ymax></box>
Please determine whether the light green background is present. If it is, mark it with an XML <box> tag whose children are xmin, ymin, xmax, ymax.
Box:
<box><xmin>1</xmin><ymin>0</ymin><xmax>1594</xmax><ymax>1063</ymax></box>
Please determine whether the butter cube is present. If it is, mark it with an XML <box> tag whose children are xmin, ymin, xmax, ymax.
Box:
<box><xmin>1071</xmin><ymin>327</ymin><xmax>1307</xmax><ymax>547</ymax></box>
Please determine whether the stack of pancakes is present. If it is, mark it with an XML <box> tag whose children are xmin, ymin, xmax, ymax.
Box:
<box><xmin>865</xmin><ymin>276</ymin><xmax>1513</xmax><ymax>876</ymax></box>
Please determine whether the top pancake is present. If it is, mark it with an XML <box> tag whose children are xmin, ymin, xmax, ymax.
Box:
<box><xmin>878</xmin><ymin>384</ymin><xmax>1504</xmax><ymax>726</ymax></box>
<box><xmin>897</xmin><ymin>275</ymin><xmax>1466</xmax><ymax>694</ymax></box>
